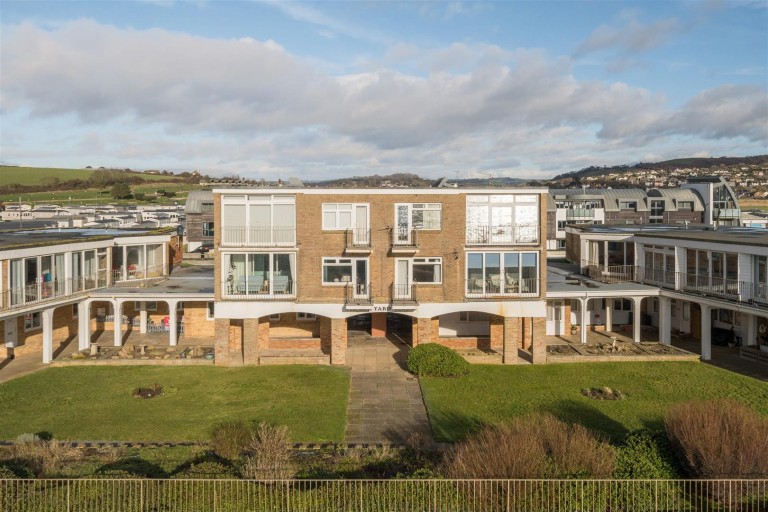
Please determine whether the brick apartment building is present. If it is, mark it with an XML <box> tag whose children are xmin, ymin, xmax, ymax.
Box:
<box><xmin>212</xmin><ymin>187</ymin><xmax>549</xmax><ymax>366</ymax></box>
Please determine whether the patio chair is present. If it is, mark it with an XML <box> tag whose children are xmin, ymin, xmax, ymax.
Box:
<box><xmin>272</xmin><ymin>275</ymin><xmax>290</xmax><ymax>294</ymax></box>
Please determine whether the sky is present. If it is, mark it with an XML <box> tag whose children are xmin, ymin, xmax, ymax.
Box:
<box><xmin>1</xmin><ymin>1</ymin><xmax>767</xmax><ymax>181</ymax></box>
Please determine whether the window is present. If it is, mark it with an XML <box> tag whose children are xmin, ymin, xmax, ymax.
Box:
<box><xmin>221</xmin><ymin>194</ymin><xmax>296</xmax><ymax>246</ymax></box>
<box><xmin>557</xmin><ymin>221</ymin><xmax>568</xmax><ymax>230</ymax></box>
<box><xmin>411</xmin><ymin>204</ymin><xmax>441</xmax><ymax>230</ymax></box>
<box><xmin>72</xmin><ymin>304</ymin><xmax>79</xmax><ymax>318</ymax></box>
<box><xmin>202</xmin><ymin>222</ymin><xmax>214</xmax><ymax>237</ymax></box>
<box><xmin>412</xmin><ymin>258</ymin><xmax>442</xmax><ymax>284</ymax></box>
<box><xmin>176</xmin><ymin>301</ymin><xmax>184</xmax><ymax>312</ymax></box>
<box><xmin>619</xmin><ymin>201</ymin><xmax>637</xmax><ymax>210</ymax></box>
<box><xmin>683</xmin><ymin>302</ymin><xmax>690</xmax><ymax>320</ymax></box>
<box><xmin>201</xmin><ymin>202</ymin><xmax>214</xmax><ymax>213</ymax></box>
<box><xmin>466</xmin><ymin>194</ymin><xmax>539</xmax><ymax>244</ymax></box>
<box><xmin>612</xmin><ymin>299</ymin><xmax>632</xmax><ymax>311</ymax></box>
<box><xmin>135</xmin><ymin>301</ymin><xmax>157</xmax><ymax>311</ymax></box>
<box><xmin>322</xmin><ymin>257</ymin><xmax>368</xmax><ymax>285</ymax></box>
<box><xmin>671</xmin><ymin>300</ymin><xmax>676</xmax><ymax>318</ymax></box>
<box><xmin>269</xmin><ymin>314</ymin><xmax>281</xmax><ymax>322</ymax></box>
<box><xmin>225</xmin><ymin>252</ymin><xmax>297</xmax><ymax>295</ymax></box>
<box><xmin>466</xmin><ymin>251</ymin><xmax>539</xmax><ymax>294</ymax></box>
<box><xmin>297</xmin><ymin>312</ymin><xmax>317</xmax><ymax>321</ymax></box>
<box><xmin>459</xmin><ymin>311</ymin><xmax>488</xmax><ymax>322</ymax></box>
<box><xmin>206</xmin><ymin>302</ymin><xmax>214</xmax><ymax>320</ymax></box>
<box><xmin>678</xmin><ymin>201</ymin><xmax>693</xmax><ymax>210</ymax></box>
<box><xmin>25</xmin><ymin>312</ymin><xmax>41</xmax><ymax>331</ymax></box>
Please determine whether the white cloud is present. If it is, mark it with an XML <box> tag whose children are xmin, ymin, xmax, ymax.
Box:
<box><xmin>574</xmin><ymin>17</ymin><xmax>680</xmax><ymax>57</ymax></box>
<box><xmin>1</xmin><ymin>20</ymin><xmax>765</xmax><ymax>178</ymax></box>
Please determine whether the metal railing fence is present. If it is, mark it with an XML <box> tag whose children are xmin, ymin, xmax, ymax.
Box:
<box><xmin>465</xmin><ymin>224</ymin><xmax>540</xmax><ymax>245</ymax></box>
<box><xmin>220</xmin><ymin>226</ymin><xmax>296</xmax><ymax>247</ymax></box>
<box><xmin>1</xmin><ymin>478</ymin><xmax>765</xmax><ymax>512</ymax></box>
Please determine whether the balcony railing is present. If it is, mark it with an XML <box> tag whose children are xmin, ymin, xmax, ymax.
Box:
<box><xmin>465</xmin><ymin>277</ymin><xmax>539</xmax><ymax>298</ymax></box>
<box><xmin>390</xmin><ymin>228</ymin><xmax>418</xmax><ymax>250</ymax></box>
<box><xmin>220</xmin><ymin>226</ymin><xmax>296</xmax><ymax>247</ymax></box>
<box><xmin>111</xmin><ymin>264</ymin><xmax>165</xmax><ymax>285</ymax></box>
<box><xmin>391</xmin><ymin>283</ymin><xmax>417</xmax><ymax>303</ymax></box>
<box><xmin>345</xmin><ymin>282</ymin><xmax>372</xmax><ymax>305</ymax></box>
<box><xmin>713</xmin><ymin>208</ymin><xmax>740</xmax><ymax>218</ymax></box>
<box><xmin>465</xmin><ymin>224</ymin><xmax>539</xmax><ymax>246</ymax></box>
<box><xmin>1</xmin><ymin>275</ymin><xmax>103</xmax><ymax>312</ymax></box>
<box><xmin>222</xmin><ymin>278</ymin><xmax>296</xmax><ymax>300</ymax></box>
<box><xmin>580</xmin><ymin>262</ymin><xmax>768</xmax><ymax>308</ymax></box>
<box><xmin>345</xmin><ymin>228</ymin><xmax>372</xmax><ymax>251</ymax></box>
<box><xmin>566</xmin><ymin>208</ymin><xmax>596</xmax><ymax>220</ymax></box>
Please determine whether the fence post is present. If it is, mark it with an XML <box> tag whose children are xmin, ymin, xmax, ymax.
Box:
<box><xmin>66</xmin><ymin>479</ymin><xmax>70</xmax><ymax>512</ymax></box>
<box><xmin>140</xmin><ymin>480</ymin><xmax>144</xmax><ymax>512</ymax></box>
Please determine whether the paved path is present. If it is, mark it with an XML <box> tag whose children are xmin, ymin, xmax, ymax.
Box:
<box><xmin>344</xmin><ymin>333</ymin><xmax>432</xmax><ymax>445</ymax></box>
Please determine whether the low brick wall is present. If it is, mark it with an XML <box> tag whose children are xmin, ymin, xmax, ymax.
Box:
<box><xmin>435</xmin><ymin>337</ymin><xmax>491</xmax><ymax>350</ymax></box>
<box><xmin>268</xmin><ymin>338</ymin><xmax>322</xmax><ymax>350</ymax></box>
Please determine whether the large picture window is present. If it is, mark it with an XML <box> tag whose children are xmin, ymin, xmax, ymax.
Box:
<box><xmin>466</xmin><ymin>251</ymin><xmax>538</xmax><ymax>295</ymax></box>
<box><xmin>221</xmin><ymin>195</ymin><xmax>296</xmax><ymax>246</ymax></box>
<box><xmin>412</xmin><ymin>258</ymin><xmax>442</xmax><ymax>284</ymax></box>
<box><xmin>466</xmin><ymin>194</ymin><xmax>539</xmax><ymax>244</ymax></box>
<box><xmin>224</xmin><ymin>252</ymin><xmax>296</xmax><ymax>296</ymax></box>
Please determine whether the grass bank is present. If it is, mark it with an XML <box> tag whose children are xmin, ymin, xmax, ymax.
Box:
<box><xmin>0</xmin><ymin>366</ymin><xmax>349</xmax><ymax>442</ymax></box>
<box><xmin>419</xmin><ymin>361</ymin><xmax>768</xmax><ymax>443</ymax></box>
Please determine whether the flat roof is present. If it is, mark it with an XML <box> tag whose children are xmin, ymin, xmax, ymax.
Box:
<box><xmin>213</xmin><ymin>187</ymin><xmax>549</xmax><ymax>195</ymax></box>
<box><xmin>92</xmin><ymin>267</ymin><xmax>214</xmax><ymax>296</ymax></box>
<box><xmin>0</xmin><ymin>227</ymin><xmax>174</xmax><ymax>251</ymax></box>
<box><xmin>568</xmin><ymin>224</ymin><xmax>768</xmax><ymax>246</ymax></box>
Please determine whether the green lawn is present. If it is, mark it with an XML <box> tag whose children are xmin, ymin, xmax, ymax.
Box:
<box><xmin>420</xmin><ymin>362</ymin><xmax>768</xmax><ymax>443</ymax></box>
<box><xmin>0</xmin><ymin>366</ymin><xmax>349</xmax><ymax>442</ymax></box>
<box><xmin>0</xmin><ymin>166</ymin><xmax>184</xmax><ymax>186</ymax></box>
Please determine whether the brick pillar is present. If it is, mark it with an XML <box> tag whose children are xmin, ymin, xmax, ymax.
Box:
<box><xmin>242</xmin><ymin>318</ymin><xmax>260</xmax><ymax>365</ymax></box>
<box><xmin>430</xmin><ymin>318</ymin><xmax>440</xmax><ymax>342</ymax></box>
<box><xmin>330</xmin><ymin>318</ymin><xmax>347</xmax><ymax>365</ymax></box>
<box><xmin>411</xmin><ymin>317</ymin><xmax>419</xmax><ymax>346</ymax></box>
<box><xmin>214</xmin><ymin>318</ymin><xmax>244</xmax><ymax>367</ymax></box>
<box><xmin>320</xmin><ymin>317</ymin><xmax>332</xmax><ymax>355</ymax></box>
<box><xmin>502</xmin><ymin>316</ymin><xmax>519</xmax><ymax>364</ymax></box>
<box><xmin>417</xmin><ymin>318</ymin><xmax>432</xmax><ymax>345</ymax></box>
<box><xmin>489</xmin><ymin>315</ymin><xmax>504</xmax><ymax>351</ymax></box>
<box><xmin>258</xmin><ymin>316</ymin><xmax>270</xmax><ymax>350</ymax></box>
<box><xmin>531</xmin><ymin>317</ymin><xmax>547</xmax><ymax>364</ymax></box>
<box><xmin>371</xmin><ymin>313</ymin><xmax>387</xmax><ymax>337</ymax></box>
<box><xmin>564</xmin><ymin>302</ymin><xmax>572</xmax><ymax>333</ymax></box>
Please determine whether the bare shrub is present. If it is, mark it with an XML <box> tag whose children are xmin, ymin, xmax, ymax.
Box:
<box><xmin>209</xmin><ymin>421</ymin><xmax>251</xmax><ymax>460</ymax></box>
<box><xmin>665</xmin><ymin>400</ymin><xmax>768</xmax><ymax>478</ymax></box>
<box><xmin>11</xmin><ymin>434</ymin><xmax>80</xmax><ymax>477</ymax></box>
<box><xmin>241</xmin><ymin>423</ymin><xmax>295</xmax><ymax>480</ymax></box>
<box><xmin>444</xmin><ymin>414</ymin><xmax>615</xmax><ymax>479</ymax></box>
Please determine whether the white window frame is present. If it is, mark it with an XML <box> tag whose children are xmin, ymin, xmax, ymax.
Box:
<box><xmin>410</xmin><ymin>203</ymin><xmax>442</xmax><ymax>230</ymax></box>
<box><xmin>459</xmin><ymin>311</ymin><xmax>487</xmax><ymax>322</ymax></box>
<box><xmin>619</xmin><ymin>201</ymin><xmax>637</xmax><ymax>210</ymax></box>
<box><xmin>25</xmin><ymin>312</ymin><xmax>41</xmax><ymax>331</ymax></box>
<box><xmin>135</xmin><ymin>301</ymin><xmax>157</xmax><ymax>311</ymax></box>
<box><xmin>269</xmin><ymin>313</ymin><xmax>281</xmax><ymax>322</ymax></box>
<box><xmin>297</xmin><ymin>312</ymin><xmax>317</xmax><ymax>321</ymax></box>
<box><xmin>202</xmin><ymin>222</ymin><xmax>214</xmax><ymax>237</ymax></box>
<box><xmin>321</xmin><ymin>203</ymin><xmax>369</xmax><ymax>231</ymax></box>
<box><xmin>321</xmin><ymin>257</ymin><xmax>368</xmax><ymax>286</ymax></box>
<box><xmin>409</xmin><ymin>257</ymin><xmax>443</xmax><ymax>284</ymax></box>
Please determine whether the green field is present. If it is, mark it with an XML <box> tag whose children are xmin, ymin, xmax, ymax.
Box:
<box><xmin>0</xmin><ymin>366</ymin><xmax>350</xmax><ymax>442</ymax></box>
<box><xmin>420</xmin><ymin>362</ymin><xmax>768</xmax><ymax>443</ymax></box>
<box><xmin>0</xmin><ymin>165</ymin><xmax>184</xmax><ymax>186</ymax></box>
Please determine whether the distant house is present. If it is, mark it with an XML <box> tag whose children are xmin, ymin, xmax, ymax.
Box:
<box><xmin>184</xmin><ymin>190</ymin><xmax>214</xmax><ymax>252</ymax></box>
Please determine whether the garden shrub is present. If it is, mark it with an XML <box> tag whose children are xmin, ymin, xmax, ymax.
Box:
<box><xmin>0</xmin><ymin>461</ymin><xmax>34</xmax><ymax>479</ymax></box>
<box><xmin>444</xmin><ymin>413</ymin><xmax>614</xmax><ymax>479</ymax></box>
<box><xmin>665</xmin><ymin>400</ymin><xmax>768</xmax><ymax>478</ymax></box>
<box><xmin>209</xmin><ymin>421</ymin><xmax>251</xmax><ymax>460</ymax></box>
<box><xmin>241</xmin><ymin>423</ymin><xmax>295</xmax><ymax>480</ymax></box>
<box><xmin>614</xmin><ymin>429</ymin><xmax>680</xmax><ymax>479</ymax></box>
<box><xmin>407</xmin><ymin>344</ymin><xmax>469</xmax><ymax>377</ymax></box>
<box><xmin>91</xmin><ymin>469</ymin><xmax>141</xmax><ymax>479</ymax></box>
<box><xmin>172</xmin><ymin>461</ymin><xmax>237</xmax><ymax>479</ymax></box>
<box><xmin>11</xmin><ymin>434</ymin><xmax>79</xmax><ymax>477</ymax></box>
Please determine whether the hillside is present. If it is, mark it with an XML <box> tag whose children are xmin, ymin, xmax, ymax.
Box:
<box><xmin>551</xmin><ymin>155</ymin><xmax>768</xmax><ymax>182</ymax></box>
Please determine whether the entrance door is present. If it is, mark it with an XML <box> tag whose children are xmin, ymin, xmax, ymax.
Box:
<box><xmin>547</xmin><ymin>301</ymin><xmax>564</xmax><ymax>335</ymax></box>
<box><xmin>4</xmin><ymin>318</ymin><xmax>17</xmax><ymax>348</ymax></box>
<box><xmin>354</xmin><ymin>205</ymin><xmax>369</xmax><ymax>245</ymax></box>
<box><xmin>353</xmin><ymin>259</ymin><xmax>369</xmax><ymax>299</ymax></box>
<box><xmin>395</xmin><ymin>204</ymin><xmax>412</xmax><ymax>245</ymax></box>
<box><xmin>395</xmin><ymin>259</ymin><xmax>411</xmax><ymax>299</ymax></box>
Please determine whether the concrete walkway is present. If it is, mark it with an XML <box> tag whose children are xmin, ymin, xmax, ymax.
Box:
<box><xmin>344</xmin><ymin>332</ymin><xmax>432</xmax><ymax>445</ymax></box>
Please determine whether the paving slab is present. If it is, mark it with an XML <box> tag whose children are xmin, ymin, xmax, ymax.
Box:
<box><xmin>343</xmin><ymin>334</ymin><xmax>433</xmax><ymax>445</ymax></box>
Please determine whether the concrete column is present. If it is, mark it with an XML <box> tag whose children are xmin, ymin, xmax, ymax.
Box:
<box><xmin>139</xmin><ymin>302</ymin><xmax>148</xmax><ymax>334</ymax></box>
<box><xmin>113</xmin><ymin>300</ymin><xmax>123</xmax><ymax>347</ymax></box>
<box><xmin>632</xmin><ymin>297</ymin><xmax>643</xmax><ymax>343</ymax></box>
<box><xmin>371</xmin><ymin>313</ymin><xmax>387</xmax><ymax>337</ymax></box>
<box><xmin>42</xmin><ymin>308</ymin><xmax>55</xmax><ymax>364</ymax></box>
<box><xmin>78</xmin><ymin>301</ymin><xmax>90</xmax><ymax>350</ymax></box>
<box><xmin>168</xmin><ymin>300</ymin><xmax>178</xmax><ymax>346</ymax></box>
<box><xmin>701</xmin><ymin>305</ymin><xmax>712</xmax><ymax>360</ymax></box>
<box><xmin>604</xmin><ymin>300</ymin><xmax>613</xmax><ymax>332</ymax></box>
<box><xmin>579</xmin><ymin>297</ymin><xmax>588</xmax><ymax>344</ymax></box>
<box><xmin>330</xmin><ymin>318</ymin><xmax>347</xmax><ymax>365</ymax></box>
<box><xmin>659</xmin><ymin>296</ymin><xmax>672</xmax><ymax>345</ymax></box>
<box><xmin>502</xmin><ymin>316</ymin><xmax>518</xmax><ymax>364</ymax></box>
<box><xmin>745</xmin><ymin>314</ymin><xmax>757</xmax><ymax>346</ymax></box>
